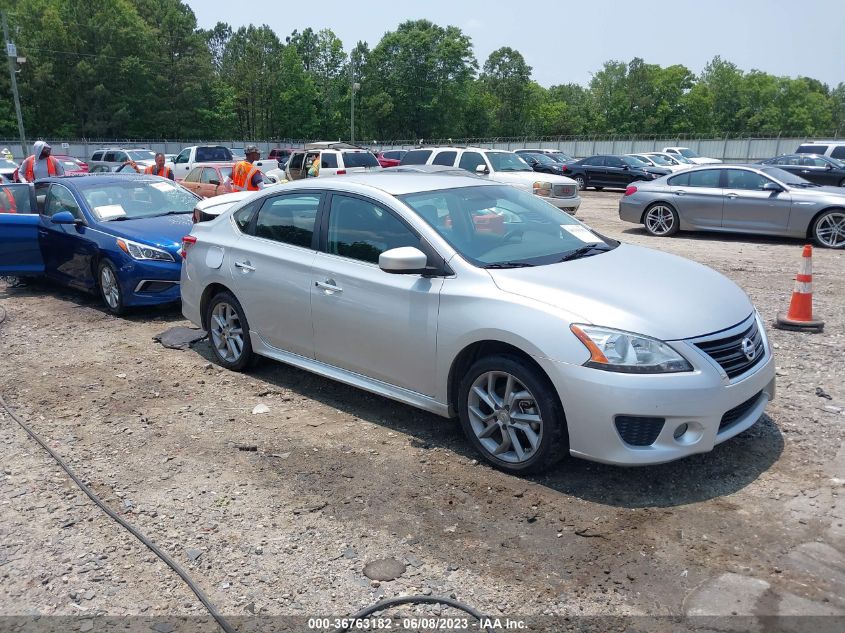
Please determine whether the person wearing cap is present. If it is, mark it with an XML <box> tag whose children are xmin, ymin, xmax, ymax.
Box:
<box><xmin>18</xmin><ymin>141</ymin><xmax>65</xmax><ymax>182</ymax></box>
<box><xmin>0</xmin><ymin>148</ymin><xmax>12</xmax><ymax>161</ymax></box>
<box><xmin>123</xmin><ymin>152</ymin><xmax>174</xmax><ymax>180</ymax></box>
<box><xmin>230</xmin><ymin>145</ymin><xmax>265</xmax><ymax>191</ymax></box>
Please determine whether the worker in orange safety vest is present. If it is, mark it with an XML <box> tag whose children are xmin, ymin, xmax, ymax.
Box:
<box><xmin>18</xmin><ymin>141</ymin><xmax>64</xmax><ymax>182</ymax></box>
<box><xmin>124</xmin><ymin>152</ymin><xmax>175</xmax><ymax>180</ymax></box>
<box><xmin>230</xmin><ymin>145</ymin><xmax>265</xmax><ymax>192</ymax></box>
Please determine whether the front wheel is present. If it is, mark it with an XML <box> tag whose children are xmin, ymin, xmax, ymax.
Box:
<box><xmin>98</xmin><ymin>260</ymin><xmax>125</xmax><ymax>315</ymax></box>
<box><xmin>206</xmin><ymin>291</ymin><xmax>254</xmax><ymax>370</ymax></box>
<box><xmin>838</xmin><ymin>178</ymin><xmax>845</xmax><ymax>188</ymax></box>
<box><xmin>573</xmin><ymin>175</ymin><xmax>586</xmax><ymax>190</ymax></box>
<box><xmin>458</xmin><ymin>355</ymin><xmax>568</xmax><ymax>474</ymax></box>
<box><xmin>811</xmin><ymin>209</ymin><xmax>845</xmax><ymax>249</ymax></box>
<box><xmin>643</xmin><ymin>202</ymin><xmax>680</xmax><ymax>237</ymax></box>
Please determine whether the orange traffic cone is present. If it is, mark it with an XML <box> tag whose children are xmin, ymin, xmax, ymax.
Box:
<box><xmin>775</xmin><ymin>245</ymin><xmax>824</xmax><ymax>332</ymax></box>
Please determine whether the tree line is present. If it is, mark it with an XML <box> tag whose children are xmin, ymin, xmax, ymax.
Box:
<box><xmin>1</xmin><ymin>0</ymin><xmax>842</xmax><ymax>142</ymax></box>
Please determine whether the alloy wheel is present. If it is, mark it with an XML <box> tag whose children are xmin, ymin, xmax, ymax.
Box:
<box><xmin>574</xmin><ymin>175</ymin><xmax>585</xmax><ymax>190</ymax></box>
<box><xmin>100</xmin><ymin>266</ymin><xmax>120</xmax><ymax>310</ymax></box>
<box><xmin>814</xmin><ymin>211</ymin><xmax>845</xmax><ymax>248</ymax></box>
<box><xmin>466</xmin><ymin>371</ymin><xmax>543</xmax><ymax>464</ymax></box>
<box><xmin>210</xmin><ymin>302</ymin><xmax>245</xmax><ymax>363</ymax></box>
<box><xmin>645</xmin><ymin>205</ymin><xmax>676</xmax><ymax>235</ymax></box>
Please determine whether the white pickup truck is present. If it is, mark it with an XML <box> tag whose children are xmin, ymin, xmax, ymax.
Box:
<box><xmin>167</xmin><ymin>146</ymin><xmax>235</xmax><ymax>180</ymax></box>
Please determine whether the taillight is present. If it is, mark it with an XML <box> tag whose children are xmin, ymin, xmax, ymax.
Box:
<box><xmin>336</xmin><ymin>169</ymin><xmax>346</xmax><ymax>175</ymax></box>
<box><xmin>624</xmin><ymin>185</ymin><xmax>638</xmax><ymax>196</ymax></box>
<box><xmin>561</xmin><ymin>165</ymin><xmax>570</xmax><ymax>172</ymax></box>
<box><xmin>181</xmin><ymin>235</ymin><xmax>197</xmax><ymax>259</ymax></box>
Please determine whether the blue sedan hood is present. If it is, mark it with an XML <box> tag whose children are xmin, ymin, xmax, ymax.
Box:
<box><xmin>100</xmin><ymin>214</ymin><xmax>193</xmax><ymax>252</ymax></box>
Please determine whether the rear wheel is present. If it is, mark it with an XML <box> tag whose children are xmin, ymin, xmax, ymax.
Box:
<box><xmin>98</xmin><ymin>260</ymin><xmax>124</xmax><ymax>315</ymax></box>
<box><xmin>643</xmin><ymin>202</ymin><xmax>680</xmax><ymax>237</ymax></box>
<box><xmin>458</xmin><ymin>355</ymin><xmax>567</xmax><ymax>474</ymax></box>
<box><xmin>206</xmin><ymin>291</ymin><xmax>254</xmax><ymax>370</ymax></box>
<box><xmin>838</xmin><ymin>178</ymin><xmax>845</xmax><ymax>188</ymax></box>
<box><xmin>811</xmin><ymin>209</ymin><xmax>845</xmax><ymax>249</ymax></box>
<box><xmin>573</xmin><ymin>175</ymin><xmax>586</xmax><ymax>190</ymax></box>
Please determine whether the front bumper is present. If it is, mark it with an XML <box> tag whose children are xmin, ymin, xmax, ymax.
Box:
<box><xmin>547</xmin><ymin>195</ymin><xmax>581</xmax><ymax>214</ymax></box>
<box><xmin>116</xmin><ymin>257</ymin><xmax>182</xmax><ymax>307</ymax></box>
<box><xmin>536</xmin><ymin>317</ymin><xmax>777</xmax><ymax>466</ymax></box>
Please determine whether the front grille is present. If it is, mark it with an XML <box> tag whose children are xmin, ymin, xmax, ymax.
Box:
<box><xmin>553</xmin><ymin>184</ymin><xmax>576</xmax><ymax>198</ymax></box>
<box><xmin>614</xmin><ymin>416</ymin><xmax>665</xmax><ymax>446</ymax></box>
<box><xmin>719</xmin><ymin>391</ymin><xmax>763</xmax><ymax>432</ymax></box>
<box><xmin>694</xmin><ymin>319</ymin><xmax>765</xmax><ymax>379</ymax></box>
<box><xmin>136</xmin><ymin>280</ymin><xmax>178</xmax><ymax>293</ymax></box>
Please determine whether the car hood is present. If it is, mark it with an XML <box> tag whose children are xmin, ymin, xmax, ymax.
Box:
<box><xmin>493</xmin><ymin>171</ymin><xmax>576</xmax><ymax>188</ymax></box>
<box><xmin>99</xmin><ymin>213</ymin><xmax>193</xmax><ymax>252</ymax></box>
<box><xmin>643</xmin><ymin>166</ymin><xmax>672</xmax><ymax>176</ymax></box>
<box><xmin>487</xmin><ymin>243</ymin><xmax>752</xmax><ymax>341</ymax></box>
<box><xmin>789</xmin><ymin>185</ymin><xmax>845</xmax><ymax>199</ymax></box>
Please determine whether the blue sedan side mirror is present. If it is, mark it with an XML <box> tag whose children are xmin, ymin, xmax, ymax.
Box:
<box><xmin>51</xmin><ymin>210</ymin><xmax>79</xmax><ymax>225</ymax></box>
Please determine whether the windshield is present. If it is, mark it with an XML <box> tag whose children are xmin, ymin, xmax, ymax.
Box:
<box><xmin>528</xmin><ymin>153</ymin><xmax>557</xmax><ymax>166</ymax></box>
<box><xmin>760</xmin><ymin>167</ymin><xmax>812</xmax><ymax>186</ymax></box>
<box><xmin>622</xmin><ymin>156</ymin><xmax>649</xmax><ymax>167</ymax></box>
<box><xmin>342</xmin><ymin>151</ymin><xmax>379</xmax><ymax>168</ymax></box>
<box><xmin>0</xmin><ymin>159</ymin><xmax>18</xmax><ymax>169</ymax></box>
<box><xmin>127</xmin><ymin>150</ymin><xmax>156</xmax><ymax>161</ymax></box>
<box><xmin>645</xmin><ymin>154</ymin><xmax>672</xmax><ymax>166</ymax></box>
<box><xmin>399</xmin><ymin>184</ymin><xmax>615</xmax><ymax>266</ymax></box>
<box><xmin>485</xmin><ymin>152</ymin><xmax>532</xmax><ymax>172</ymax></box>
<box><xmin>80</xmin><ymin>179</ymin><xmax>199</xmax><ymax>221</ymax></box>
<box><xmin>678</xmin><ymin>148</ymin><xmax>699</xmax><ymax>159</ymax></box>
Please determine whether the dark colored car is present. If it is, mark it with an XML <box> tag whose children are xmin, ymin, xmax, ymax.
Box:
<box><xmin>376</xmin><ymin>150</ymin><xmax>407</xmax><ymax>168</ymax></box>
<box><xmin>566</xmin><ymin>155</ymin><xmax>671</xmax><ymax>191</ymax></box>
<box><xmin>758</xmin><ymin>154</ymin><xmax>845</xmax><ymax>188</ymax></box>
<box><xmin>0</xmin><ymin>174</ymin><xmax>200</xmax><ymax>314</ymax></box>
<box><xmin>515</xmin><ymin>151</ymin><xmax>571</xmax><ymax>176</ymax></box>
<box><xmin>515</xmin><ymin>148</ymin><xmax>575</xmax><ymax>165</ymax></box>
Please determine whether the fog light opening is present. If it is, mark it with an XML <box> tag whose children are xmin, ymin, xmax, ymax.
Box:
<box><xmin>673</xmin><ymin>423</ymin><xmax>689</xmax><ymax>440</ymax></box>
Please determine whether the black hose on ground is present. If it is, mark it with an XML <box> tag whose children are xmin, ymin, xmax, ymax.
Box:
<box><xmin>0</xmin><ymin>302</ymin><xmax>493</xmax><ymax>633</ymax></box>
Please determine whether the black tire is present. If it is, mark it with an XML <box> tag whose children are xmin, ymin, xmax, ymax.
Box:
<box><xmin>457</xmin><ymin>354</ymin><xmax>568</xmax><ymax>474</ymax></box>
<box><xmin>573</xmin><ymin>174</ymin><xmax>586</xmax><ymax>190</ymax></box>
<box><xmin>97</xmin><ymin>259</ymin><xmax>125</xmax><ymax>315</ymax></box>
<box><xmin>838</xmin><ymin>178</ymin><xmax>845</xmax><ymax>188</ymax></box>
<box><xmin>205</xmin><ymin>291</ymin><xmax>254</xmax><ymax>371</ymax></box>
<box><xmin>810</xmin><ymin>209</ymin><xmax>845</xmax><ymax>249</ymax></box>
<box><xmin>643</xmin><ymin>202</ymin><xmax>680</xmax><ymax>237</ymax></box>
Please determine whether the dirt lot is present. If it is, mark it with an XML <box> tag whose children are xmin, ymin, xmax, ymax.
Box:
<box><xmin>1</xmin><ymin>191</ymin><xmax>844</xmax><ymax>629</ymax></box>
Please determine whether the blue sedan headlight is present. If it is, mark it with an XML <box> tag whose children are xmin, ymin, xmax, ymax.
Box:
<box><xmin>116</xmin><ymin>238</ymin><xmax>175</xmax><ymax>262</ymax></box>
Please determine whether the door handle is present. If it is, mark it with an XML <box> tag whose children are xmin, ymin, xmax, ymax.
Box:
<box><xmin>726</xmin><ymin>193</ymin><xmax>738</xmax><ymax>199</ymax></box>
<box><xmin>674</xmin><ymin>190</ymin><xmax>686</xmax><ymax>196</ymax></box>
<box><xmin>315</xmin><ymin>280</ymin><xmax>342</xmax><ymax>293</ymax></box>
<box><xmin>234</xmin><ymin>260</ymin><xmax>255</xmax><ymax>272</ymax></box>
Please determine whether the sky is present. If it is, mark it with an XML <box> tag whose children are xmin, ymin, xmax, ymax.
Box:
<box><xmin>185</xmin><ymin>0</ymin><xmax>845</xmax><ymax>89</ymax></box>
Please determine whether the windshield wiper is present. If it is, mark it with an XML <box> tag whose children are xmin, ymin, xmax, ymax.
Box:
<box><xmin>483</xmin><ymin>261</ymin><xmax>536</xmax><ymax>269</ymax></box>
<box><xmin>148</xmin><ymin>210</ymin><xmax>191</xmax><ymax>217</ymax></box>
<box><xmin>558</xmin><ymin>244</ymin><xmax>612</xmax><ymax>262</ymax></box>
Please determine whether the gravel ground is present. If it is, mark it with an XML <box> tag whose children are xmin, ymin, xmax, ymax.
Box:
<box><xmin>1</xmin><ymin>190</ymin><xmax>844</xmax><ymax>629</ymax></box>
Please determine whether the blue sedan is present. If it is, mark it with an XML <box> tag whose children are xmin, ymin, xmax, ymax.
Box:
<box><xmin>0</xmin><ymin>174</ymin><xmax>200</xmax><ymax>314</ymax></box>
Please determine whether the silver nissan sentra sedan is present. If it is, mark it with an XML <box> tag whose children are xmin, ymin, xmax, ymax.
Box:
<box><xmin>180</xmin><ymin>173</ymin><xmax>776</xmax><ymax>474</ymax></box>
<box><xmin>619</xmin><ymin>164</ymin><xmax>845</xmax><ymax>248</ymax></box>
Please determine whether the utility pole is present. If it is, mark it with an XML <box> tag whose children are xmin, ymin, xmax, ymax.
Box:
<box><xmin>2</xmin><ymin>11</ymin><xmax>26</xmax><ymax>159</ymax></box>
<box><xmin>350</xmin><ymin>54</ymin><xmax>360</xmax><ymax>145</ymax></box>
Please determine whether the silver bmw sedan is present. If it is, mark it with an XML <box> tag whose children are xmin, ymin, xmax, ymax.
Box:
<box><xmin>180</xmin><ymin>173</ymin><xmax>775</xmax><ymax>474</ymax></box>
<box><xmin>619</xmin><ymin>164</ymin><xmax>845</xmax><ymax>248</ymax></box>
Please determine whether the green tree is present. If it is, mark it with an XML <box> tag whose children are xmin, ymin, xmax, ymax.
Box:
<box><xmin>480</xmin><ymin>47</ymin><xmax>533</xmax><ymax>136</ymax></box>
<box><xmin>275</xmin><ymin>46</ymin><xmax>318</xmax><ymax>138</ymax></box>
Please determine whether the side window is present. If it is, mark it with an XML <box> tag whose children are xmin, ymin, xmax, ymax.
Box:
<box><xmin>327</xmin><ymin>194</ymin><xmax>419</xmax><ymax>264</ymax></box>
<box><xmin>401</xmin><ymin>150</ymin><xmax>433</xmax><ymax>165</ymax></box>
<box><xmin>0</xmin><ymin>184</ymin><xmax>34</xmax><ymax>214</ymax></box>
<box><xmin>254</xmin><ymin>194</ymin><xmax>320</xmax><ymax>248</ymax></box>
<box><xmin>687</xmin><ymin>169</ymin><xmax>721</xmax><ymax>188</ymax></box>
<box><xmin>321</xmin><ymin>153</ymin><xmax>338</xmax><ymax>168</ymax></box>
<box><xmin>175</xmin><ymin>150</ymin><xmax>190</xmax><ymax>164</ymax></box>
<box><xmin>802</xmin><ymin>156</ymin><xmax>826</xmax><ymax>167</ymax></box>
<box><xmin>44</xmin><ymin>184</ymin><xmax>82</xmax><ymax>219</ymax></box>
<box><xmin>606</xmin><ymin>156</ymin><xmax>623</xmax><ymax>168</ymax></box>
<box><xmin>34</xmin><ymin>182</ymin><xmax>50</xmax><ymax>213</ymax></box>
<box><xmin>184</xmin><ymin>168</ymin><xmax>201</xmax><ymax>183</ymax></box>
<box><xmin>725</xmin><ymin>170</ymin><xmax>769</xmax><ymax>191</ymax></box>
<box><xmin>583</xmin><ymin>157</ymin><xmax>605</xmax><ymax>167</ymax></box>
<box><xmin>115</xmin><ymin>152</ymin><xmax>128</xmax><ymax>163</ymax></box>
<box><xmin>432</xmin><ymin>150</ymin><xmax>457</xmax><ymax>166</ymax></box>
<box><xmin>796</xmin><ymin>145</ymin><xmax>827</xmax><ymax>154</ymax></box>
<box><xmin>233</xmin><ymin>200</ymin><xmax>260</xmax><ymax>233</ymax></box>
<box><xmin>289</xmin><ymin>153</ymin><xmax>304</xmax><ymax>170</ymax></box>
<box><xmin>831</xmin><ymin>146</ymin><xmax>845</xmax><ymax>160</ymax></box>
<box><xmin>458</xmin><ymin>151</ymin><xmax>485</xmax><ymax>172</ymax></box>
<box><xmin>103</xmin><ymin>151</ymin><xmax>117</xmax><ymax>162</ymax></box>
<box><xmin>200</xmin><ymin>168</ymin><xmax>217</xmax><ymax>183</ymax></box>
<box><xmin>667</xmin><ymin>172</ymin><xmax>690</xmax><ymax>187</ymax></box>
<box><xmin>91</xmin><ymin>151</ymin><xmax>103</xmax><ymax>161</ymax></box>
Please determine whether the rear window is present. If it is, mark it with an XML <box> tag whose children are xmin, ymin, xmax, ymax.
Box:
<box><xmin>196</xmin><ymin>146</ymin><xmax>233</xmax><ymax>162</ymax></box>
<box><xmin>432</xmin><ymin>150</ymin><xmax>457</xmax><ymax>166</ymax></box>
<box><xmin>341</xmin><ymin>152</ymin><xmax>379</xmax><ymax>168</ymax></box>
<box><xmin>91</xmin><ymin>151</ymin><xmax>103</xmax><ymax>161</ymax></box>
<box><xmin>400</xmin><ymin>150</ymin><xmax>433</xmax><ymax>165</ymax></box>
<box><xmin>321</xmin><ymin>153</ymin><xmax>338</xmax><ymax>168</ymax></box>
<box><xmin>796</xmin><ymin>145</ymin><xmax>828</xmax><ymax>154</ymax></box>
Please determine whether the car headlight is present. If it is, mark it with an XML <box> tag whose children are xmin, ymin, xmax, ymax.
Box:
<box><xmin>570</xmin><ymin>324</ymin><xmax>693</xmax><ymax>373</ymax></box>
<box><xmin>533</xmin><ymin>181</ymin><xmax>552</xmax><ymax>197</ymax></box>
<box><xmin>116</xmin><ymin>238</ymin><xmax>175</xmax><ymax>262</ymax></box>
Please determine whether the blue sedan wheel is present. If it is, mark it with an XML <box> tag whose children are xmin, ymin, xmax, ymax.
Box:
<box><xmin>98</xmin><ymin>260</ymin><xmax>124</xmax><ymax>315</ymax></box>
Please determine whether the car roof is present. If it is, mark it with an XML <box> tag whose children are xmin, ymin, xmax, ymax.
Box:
<box><xmin>288</xmin><ymin>171</ymin><xmax>498</xmax><ymax>196</ymax></box>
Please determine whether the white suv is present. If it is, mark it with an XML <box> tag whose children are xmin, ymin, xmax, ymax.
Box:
<box><xmin>795</xmin><ymin>141</ymin><xmax>845</xmax><ymax>161</ymax></box>
<box><xmin>399</xmin><ymin>146</ymin><xmax>580</xmax><ymax>213</ymax></box>
<box><xmin>285</xmin><ymin>142</ymin><xmax>382</xmax><ymax>180</ymax></box>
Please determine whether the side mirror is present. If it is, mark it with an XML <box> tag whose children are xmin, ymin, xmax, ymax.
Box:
<box><xmin>825</xmin><ymin>163</ymin><xmax>833</xmax><ymax>170</ymax></box>
<box><xmin>475</xmin><ymin>164</ymin><xmax>489</xmax><ymax>175</ymax></box>
<box><xmin>762</xmin><ymin>182</ymin><xmax>782</xmax><ymax>192</ymax></box>
<box><xmin>379</xmin><ymin>246</ymin><xmax>428</xmax><ymax>275</ymax></box>
<box><xmin>622</xmin><ymin>164</ymin><xmax>630</xmax><ymax>170</ymax></box>
<box><xmin>51</xmin><ymin>210</ymin><xmax>79</xmax><ymax>225</ymax></box>
<box><xmin>209</xmin><ymin>179</ymin><xmax>220</xmax><ymax>186</ymax></box>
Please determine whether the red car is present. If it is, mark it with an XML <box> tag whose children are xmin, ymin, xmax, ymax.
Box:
<box><xmin>53</xmin><ymin>154</ymin><xmax>89</xmax><ymax>175</ymax></box>
<box><xmin>179</xmin><ymin>163</ymin><xmax>234</xmax><ymax>198</ymax></box>
<box><xmin>376</xmin><ymin>150</ymin><xmax>406</xmax><ymax>168</ymax></box>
